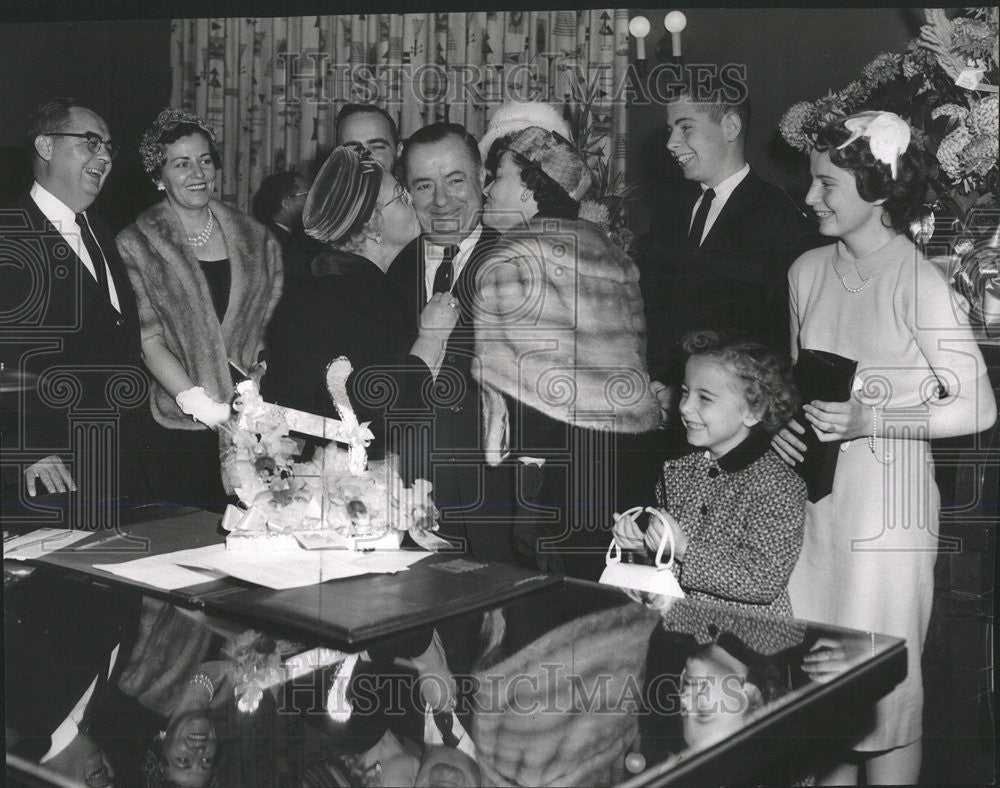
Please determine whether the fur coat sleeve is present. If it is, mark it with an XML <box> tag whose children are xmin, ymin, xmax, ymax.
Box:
<box><xmin>116</xmin><ymin>199</ymin><xmax>283</xmax><ymax>429</ymax></box>
<box><xmin>473</xmin><ymin>218</ymin><xmax>661</xmax><ymax>464</ymax></box>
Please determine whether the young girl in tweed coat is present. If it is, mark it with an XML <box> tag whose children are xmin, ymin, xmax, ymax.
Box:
<box><xmin>614</xmin><ymin>332</ymin><xmax>807</xmax><ymax>615</ymax></box>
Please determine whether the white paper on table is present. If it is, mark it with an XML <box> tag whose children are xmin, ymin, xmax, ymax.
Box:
<box><xmin>157</xmin><ymin>544</ymin><xmax>376</xmax><ymax>589</ymax></box>
<box><xmin>338</xmin><ymin>551</ymin><xmax>431</xmax><ymax>573</ymax></box>
<box><xmin>93</xmin><ymin>555</ymin><xmax>223</xmax><ymax>591</ymax></box>
<box><xmin>3</xmin><ymin>528</ymin><xmax>93</xmax><ymax>560</ymax></box>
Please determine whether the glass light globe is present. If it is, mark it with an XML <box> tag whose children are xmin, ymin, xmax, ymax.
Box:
<box><xmin>629</xmin><ymin>16</ymin><xmax>651</xmax><ymax>38</ymax></box>
<box><xmin>664</xmin><ymin>11</ymin><xmax>687</xmax><ymax>33</ymax></box>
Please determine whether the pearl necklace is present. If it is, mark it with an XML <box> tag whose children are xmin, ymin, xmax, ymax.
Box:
<box><xmin>186</xmin><ymin>209</ymin><xmax>215</xmax><ymax>247</ymax></box>
<box><xmin>834</xmin><ymin>247</ymin><xmax>872</xmax><ymax>293</ymax></box>
<box><xmin>837</xmin><ymin>269</ymin><xmax>871</xmax><ymax>293</ymax></box>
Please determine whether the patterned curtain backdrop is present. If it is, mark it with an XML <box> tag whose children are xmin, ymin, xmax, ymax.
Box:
<box><xmin>169</xmin><ymin>11</ymin><xmax>628</xmax><ymax>213</ymax></box>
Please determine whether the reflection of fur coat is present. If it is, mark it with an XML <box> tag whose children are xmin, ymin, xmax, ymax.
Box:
<box><xmin>117</xmin><ymin>199</ymin><xmax>283</xmax><ymax>428</ymax></box>
<box><xmin>473</xmin><ymin>217</ymin><xmax>661</xmax><ymax>464</ymax></box>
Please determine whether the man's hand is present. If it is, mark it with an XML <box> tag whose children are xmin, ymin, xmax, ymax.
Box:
<box><xmin>771</xmin><ymin>417</ymin><xmax>808</xmax><ymax>466</ymax></box>
<box><xmin>24</xmin><ymin>455</ymin><xmax>76</xmax><ymax>496</ymax></box>
<box><xmin>649</xmin><ymin>380</ymin><xmax>674</xmax><ymax>426</ymax></box>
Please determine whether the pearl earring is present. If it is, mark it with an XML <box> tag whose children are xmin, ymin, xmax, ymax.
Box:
<box><xmin>156</xmin><ymin>183</ymin><xmax>166</xmax><ymax>191</ymax></box>
<box><xmin>520</xmin><ymin>188</ymin><xmax>531</xmax><ymax>203</ymax></box>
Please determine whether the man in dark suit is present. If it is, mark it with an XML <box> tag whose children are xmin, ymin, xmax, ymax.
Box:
<box><xmin>388</xmin><ymin>122</ymin><xmax>515</xmax><ymax>563</ymax></box>
<box><xmin>0</xmin><ymin>98</ymin><xmax>153</xmax><ymax>527</ymax></box>
<box><xmin>251</xmin><ymin>170</ymin><xmax>318</xmax><ymax>281</ymax></box>
<box><xmin>637</xmin><ymin>85</ymin><xmax>819</xmax><ymax>387</ymax></box>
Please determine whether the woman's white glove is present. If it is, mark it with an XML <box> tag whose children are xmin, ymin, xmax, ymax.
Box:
<box><xmin>176</xmin><ymin>386</ymin><xmax>231</xmax><ymax>428</ymax></box>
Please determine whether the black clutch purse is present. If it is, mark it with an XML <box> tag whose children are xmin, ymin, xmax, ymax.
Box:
<box><xmin>791</xmin><ymin>349</ymin><xmax>858</xmax><ymax>502</ymax></box>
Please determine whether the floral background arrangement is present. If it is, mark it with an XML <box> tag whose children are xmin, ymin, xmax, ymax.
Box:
<box><xmin>220</xmin><ymin>359</ymin><xmax>440</xmax><ymax>547</ymax></box>
<box><xmin>568</xmin><ymin>69</ymin><xmax>639</xmax><ymax>254</ymax></box>
<box><xmin>779</xmin><ymin>7</ymin><xmax>998</xmax><ymax>328</ymax></box>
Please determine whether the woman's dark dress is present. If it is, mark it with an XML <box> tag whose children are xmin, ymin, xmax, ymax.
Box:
<box><xmin>143</xmin><ymin>259</ymin><xmax>231</xmax><ymax>509</ymax></box>
<box><xmin>263</xmin><ymin>248</ymin><xmax>431</xmax><ymax>460</ymax></box>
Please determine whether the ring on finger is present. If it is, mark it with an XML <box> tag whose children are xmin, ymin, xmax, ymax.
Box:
<box><xmin>449</xmin><ymin>299</ymin><xmax>458</xmax><ymax>309</ymax></box>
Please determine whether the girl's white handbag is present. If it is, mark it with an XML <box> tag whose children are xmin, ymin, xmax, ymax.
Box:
<box><xmin>599</xmin><ymin>506</ymin><xmax>685</xmax><ymax>598</ymax></box>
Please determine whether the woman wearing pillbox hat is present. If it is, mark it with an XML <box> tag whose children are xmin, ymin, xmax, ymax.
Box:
<box><xmin>474</xmin><ymin>126</ymin><xmax>662</xmax><ymax>579</ymax></box>
<box><xmin>478</xmin><ymin>100</ymin><xmax>573</xmax><ymax>182</ymax></box>
<box><xmin>263</xmin><ymin>144</ymin><xmax>459</xmax><ymax>457</ymax></box>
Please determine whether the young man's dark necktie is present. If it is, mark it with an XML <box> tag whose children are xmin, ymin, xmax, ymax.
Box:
<box><xmin>75</xmin><ymin>212</ymin><xmax>110</xmax><ymax>299</ymax></box>
<box><xmin>687</xmin><ymin>188</ymin><xmax>715</xmax><ymax>248</ymax></box>
<box><xmin>432</xmin><ymin>244</ymin><xmax>459</xmax><ymax>295</ymax></box>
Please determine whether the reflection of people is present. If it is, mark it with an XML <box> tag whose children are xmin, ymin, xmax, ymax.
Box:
<box><xmin>772</xmin><ymin>111</ymin><xmax>997</xmax><ymax>784</ymax></box>
<box><xmin>470</xmin><ymin>599</ymin><xmax>659</xmax><ymax>786</ymax></box>
<box><xmin>614</xmin><ymin>332</ymin><xmax>805</xmax><ymax>614</ymax></box>
<box><xmin>4</xmin><ymin>571</ymin><xmax>141</xmax><ymax>786</ymax></box>
<box><xmin>1</xmin><ymin>98</ymin><xmax>154</xmax><ymax>511</ymax></box>
<box><xmin>644</xmin><ymin>603</ymin><xmax>812</xmax><ymax>784</ymax></box>
<box><xmin>141</xmin><ymin>663</ymin><xmax>226</xmax><ymax>788</ymax></box>
<box><xmin>475</xmin><ymin>126</ymin><xmax>661</xmax><ymax>577</ymax></box>
<box><xmin>414</xmin><ymin>745</ymin><xmax>481</xmax><ymax>787</ymax></box>
<box><xmin>263</xmin><ymin>144</ymin><xmax>457</xmax><ymax>456</ymax></box>
<box><xmin>680</xmin><ymin>633</ymin><xmax>791</xmax><ymax>750</ymax></box>
<box><xmin>116</xmin><ymin>108</ymin><xmax>283</xmax><ymax>507</ymax></box>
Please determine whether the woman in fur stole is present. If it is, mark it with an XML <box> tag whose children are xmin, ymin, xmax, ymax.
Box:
<box><xmin>116</xmin><ymin>109</ymin><xmax>282</xmax><ymax>507</ymax></box>
<box><xmin>474</xmin><ymin>126</ymin><xmax>662</xmax><ymax>580</ymax></box>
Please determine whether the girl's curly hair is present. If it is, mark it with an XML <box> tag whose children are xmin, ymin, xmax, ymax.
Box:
<box><xmin>682</xmin><ymin>331</ymin><xmax>800</xmax><ymax>432</ymax></box>
<box><xmin>812</xmin><ymin>117</ymin><xmax>928</xmax><ymax>239</ymax></box>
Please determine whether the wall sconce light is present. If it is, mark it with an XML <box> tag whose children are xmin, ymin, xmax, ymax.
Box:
<box><xmin>656</xmin><ymin>11</ymin><xmax>687</xmax><ymax>62</ymax></box>
<box><xmin>629</xmin><ymin>15</ymin><xmax>651</xmax><ymax>62</ymax></box>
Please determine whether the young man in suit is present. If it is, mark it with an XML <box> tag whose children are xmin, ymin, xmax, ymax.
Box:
<box><xmin>0</xmin><ymin>98</ymin><xmax>153</xmax><ymax>527</ymax></box>
<box><xmin>637</xmin><ymin>84</ymin><xmax>818</xmax><ymax>387</ymax></box>
<box><xmin>389</xmin><ymin>122</ymin><xmax>515</xmax><ymax>564</ymax></box>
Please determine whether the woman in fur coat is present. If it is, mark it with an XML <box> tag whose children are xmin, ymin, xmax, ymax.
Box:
<box><xmin>116</xmin><ymin>109</ymin><xmax>282</xmax><ymax>507</ymax></box>
<box><xmin>475</xmin><ymin>126</ymin><xmax>662</xmax><ymax>579</ymax></box>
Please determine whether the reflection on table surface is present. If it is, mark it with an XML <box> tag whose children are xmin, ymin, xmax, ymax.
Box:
<box><xmin>4</xmin><ymin>567</ymin><xmax>898</xmax><ymax>787</ymax></box>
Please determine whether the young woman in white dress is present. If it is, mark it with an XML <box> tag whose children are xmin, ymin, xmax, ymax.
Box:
<box><xmin>772</xmin><ymin>111</ymin><xmax>996</xmax><ymax>785</ymax></box>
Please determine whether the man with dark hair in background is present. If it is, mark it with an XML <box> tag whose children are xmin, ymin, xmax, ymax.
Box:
<box><xmin>335</xmin><ymin>103</ymin><xmax>401</xmax><ymax>174</ymax></box>
<box><xmin>251</xmin><ymin>170</ymin><xmax>316</xmax><ymax>280</ymax></box>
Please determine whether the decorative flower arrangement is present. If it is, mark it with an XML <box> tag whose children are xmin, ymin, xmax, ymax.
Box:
<box><xmin>219</xmin><ymin>384</ymin><xmax>302</xmax><ymax>508</ymax></box>
<box><xmin>219</xmin><ymin>359</ymin><xmax>441</xmax><ymax>545</ymax></box>
<box><xmin>779</xmin><ymin>7</ymin><xmax>999</xmax><ymax>326</ymax></box>
<box><xmin>567</xmin><ymin>69</ymin><xmax>638</xmax><ymax>253</ymax></box>
<box><xmin>222</xmin><ymin>630</ymin><xmax>295</xmax><ymax>714</ymax></box>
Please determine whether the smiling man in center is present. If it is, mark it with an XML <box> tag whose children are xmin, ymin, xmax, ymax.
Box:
<box><xmin>387</xmin><ymin>121</ymin><xmax>515</xmax><ymax>564</ymax></box>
